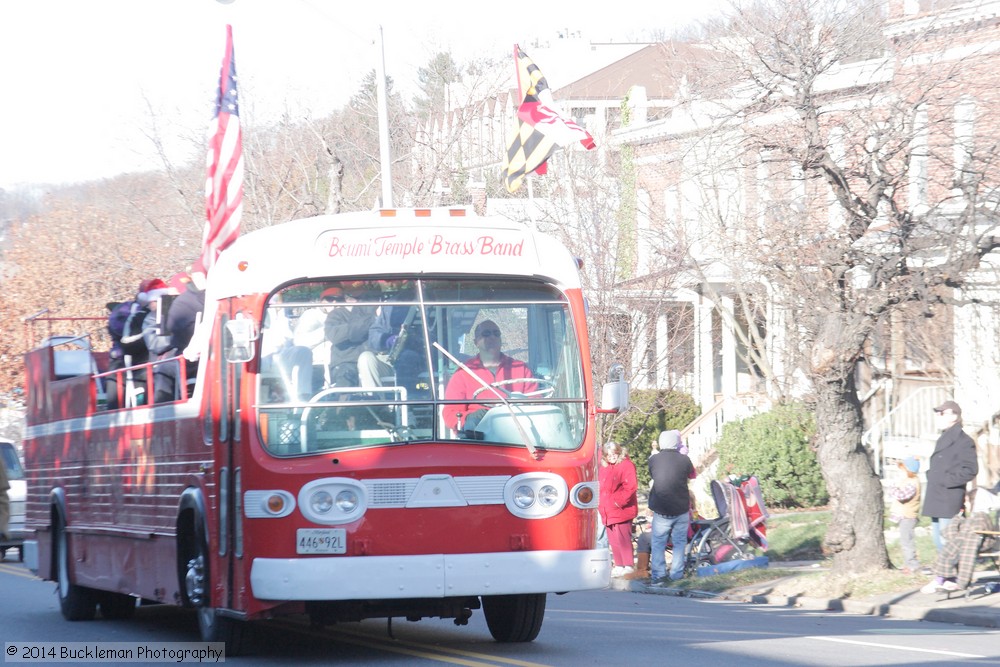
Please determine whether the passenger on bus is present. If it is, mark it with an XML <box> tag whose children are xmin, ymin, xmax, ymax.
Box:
<box><xmin>358</xmin><ymin>302</ymin><xmax>425</xmax><ymax>395</ymax></box>
<box><xmin>324</xmin><ymin>284</ymin><xmax>375</xmax><ymax>388</ymax></box>
<box><xmin>261</xmin><ymin>294</ymin><xmax>313</xmax><ymax>403</ymax></box>
<box><xmin>294</xmin><ymin>287</ymin><xmax>340</xmax><ymax>390</ymax></box>
<box><xmin>104</xmin><ymin>299</ymin><xmax>137</xmax><ymax>409</ymax></box>
<box><xmin>443</xmin><ymin>319</ymin><xmax>536</xmax><ymax>432</ymax></box>
<box><xmin>118</xmin><ymin>278</ymin><xmax>172</xmax><ymax>406</ymax></box>
<box><xmin>152</xmin><ymin>266</ymin><xmax>207</xmax><ymax>403</ymax></box>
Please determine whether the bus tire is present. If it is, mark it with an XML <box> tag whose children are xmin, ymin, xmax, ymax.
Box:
<box><xmin>197</xmin><ymin>607</ymin><xmax>245</xmax><ymax>655</ymax></box>
<box><xmin>56</xmin><ymin>517</ymin><xmax>97</xmax><ymax>621</ymax></box>
<box><xmin>481</xmin><ymin>593</ymin><xmax>545</xmax><ymax>642</ymax></box>
<box><xmin>185</xmin><ymin>533</ymin><xmax>246</xmax><ymax>655</ymax></box>
<box><xmin>99</xmin><ymin>592</ymin><xmax>137</xmax><ymax>620</ymax></box>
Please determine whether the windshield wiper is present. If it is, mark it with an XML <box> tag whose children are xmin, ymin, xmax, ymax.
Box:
<box><xmin>432</xmin><ymin>342</ymin><xmax>539</xmax><ymax>459</ymax></box>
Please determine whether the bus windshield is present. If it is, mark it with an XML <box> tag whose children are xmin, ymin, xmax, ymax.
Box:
<box><xmin>256</xmin><ymin>277</ymin><xmax>587</xmax><ymax>455</ymax></box>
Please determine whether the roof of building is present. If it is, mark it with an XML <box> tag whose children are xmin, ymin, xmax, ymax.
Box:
<box><xmin>555</xmin><ymin>41</ymin><xmax>716</xmax><ymax>101</ymax></box>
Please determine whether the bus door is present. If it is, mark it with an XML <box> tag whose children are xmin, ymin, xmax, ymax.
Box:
<box><xmin>212</xmin><ymin>299</ymin><xmax>248</xmax><ymax>613</ymax></box>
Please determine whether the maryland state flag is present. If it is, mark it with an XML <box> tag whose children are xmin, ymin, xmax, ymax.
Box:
<box><xmin>501</xmin><ymin>46</ymin><xmax>596</xmax><ymax>193</ymax></box>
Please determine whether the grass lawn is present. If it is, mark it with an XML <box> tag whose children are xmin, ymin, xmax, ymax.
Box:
<box><xmin>766</xmin><ymin>512</ymin><xmax>828</xmax><ymax>561</ymax></box>
<box><xmin>666</xmin><ymin>509</ymin><xmax>946</xmax><ymax>599</ymax></box>
<box><xmin>765</xmin><ymin>509</ymin><xmax>937</xmax><ymax>567</ymax></box>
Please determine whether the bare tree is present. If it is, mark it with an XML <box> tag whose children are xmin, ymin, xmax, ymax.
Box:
<box><xmin>665</xmin><ymin>0</ymin><xmax>1000</xmax><ymax>574</ymax></box>
<box><xmin>520</xmin><ymin>140</ymin><xmax>694</xmax><ymax>449</ymax></box>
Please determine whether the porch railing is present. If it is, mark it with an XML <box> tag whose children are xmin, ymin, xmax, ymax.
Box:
<box><xmin>861</xmin><ymin>383</ymin><xmax>953</xmax><ymax>475</ymax></box>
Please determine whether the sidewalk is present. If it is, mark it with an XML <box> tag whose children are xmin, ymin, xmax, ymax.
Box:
<box><xmin>608</xmin><ymin>562</ymin><xmax>1000</xmax><ymax>629</ymax></box>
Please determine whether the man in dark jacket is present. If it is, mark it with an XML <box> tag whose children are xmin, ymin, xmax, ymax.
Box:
<box><xmin>152</xmin><ymin>274</ymin><xmax>206</xmax><ymax>403</ymax></box>
<box><xmin>648</xmin><ymin>430</ymin><xmax>696</xmax><ymax>582</ymax></box>
<box><xmin>324</xmin><ymin>286</ymin><xmax>375</xmax><ymax>387</ymax></box>
<box><xmin>921</xmin><ymin>400</ymin><xmax>978</xmax><ymax>552</ymax></box>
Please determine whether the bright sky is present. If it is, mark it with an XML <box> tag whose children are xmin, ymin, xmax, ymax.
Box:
<box><xmin>0</xmin><ymin>0</ymin><xmax>727</xmax><ymax>190</ymax></box>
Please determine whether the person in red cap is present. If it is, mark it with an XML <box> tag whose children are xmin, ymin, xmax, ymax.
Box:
<box><xmin>922</xmin><ymin>400</ymin><xmax>978</xmax><ymax>554</ymax></box>
<box><xmin>117</xmin><ymin>278</ymin><xmax>176</xmax><ymax>405</ymax></box>
<box><xmin>323</xmin><ymin>284</ymin><xmax>375</xmax><ymax>387</ymax></box>
<box><xmin>153</xmin><ymin>266</ymin><xmax>208</xmax><ymax>403</ymax></box>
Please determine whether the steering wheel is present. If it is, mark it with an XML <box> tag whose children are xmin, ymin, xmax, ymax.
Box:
<box><xmin>470</xmin><ymin>378</ymin><xmax>556</xmax><ymax>400</ymax></box>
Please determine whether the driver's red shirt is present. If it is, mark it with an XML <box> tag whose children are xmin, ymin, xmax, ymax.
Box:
<box><xmin>443</xmin><ymin>353</ymin><xmax>536</xmax><ymax>430</ymax></box>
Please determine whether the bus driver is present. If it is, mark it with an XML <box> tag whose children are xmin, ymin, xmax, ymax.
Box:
<box><xmin>443</xmin><ymin>319</ymin><xmax>536</xmax><ymax>433</ymax></box>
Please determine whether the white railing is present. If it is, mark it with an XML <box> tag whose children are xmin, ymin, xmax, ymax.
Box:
<box><xmin>682</xmin><ymin>397</ymin><xmax>726</xmax><ymax>470</ymax></box>
<box><xmin>682</xmin><ymin>393</ymin><xmax>772</xmax><ymax>514</ymax></box>
<box><xmin>682</xmin><ymin>393</ymin><xmax>772</xmax><ymax>469</ymax></box>
<box><xmin>862</xmin><ymin>383</ymin><xmax>953</xmax><ymax>475</ymax></box>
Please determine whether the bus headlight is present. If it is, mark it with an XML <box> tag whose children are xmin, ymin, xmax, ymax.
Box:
<box><xmin>538</xmin><ymin>484</ymin><xmax>560</xmax><ymax>508</ymax></box>
<box><xmin>311</xmin><ymin>491</ymin><xmax>334</xmax><ymax>514</ymax></box>
<box><xmin>298</xmin><ymin>478</ymin><xmax>367</xmax><ymax>525</ymax></box>
<box><xmin>504</xmin><ymin>473</ymin><xmax>567</xmax><ymax>519</ymax></box>
<box><xmin>513</xmin><ymin>486</ymin><xmax>535</xmax><ymax>509</ymax></box>
<box><xmin>335</xmin><ymin>489</ymin><xmax>359</xmax><ymax>512</ymax></box>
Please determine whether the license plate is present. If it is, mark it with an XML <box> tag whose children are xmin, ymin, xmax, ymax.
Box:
<box><xmin>296</xmin><ymin>528</ymin><xmax>346</xmax><ymax>554</ymax></box>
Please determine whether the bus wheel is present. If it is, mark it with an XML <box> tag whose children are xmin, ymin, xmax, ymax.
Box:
<box><xmin>185</xmin><ymin>547</ymin><xmax>245</xmax><ymax>655</ymax></box>
<box><xmin>99</xmin><ymin>592</ymin><xmax>137</xmax><ymax>620</ymax></box>
<box><xmin>56</xmin><ymin>518</ymin><xmax>97</xmax><ymax>621</ymax></box>
<box><xmin>481</xmin><ymin>593</ymin><xmax>545</xmax><ymax>642</ymax></box>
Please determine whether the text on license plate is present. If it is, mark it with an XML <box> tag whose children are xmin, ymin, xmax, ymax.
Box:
<box><xmin>296</xmin><ymin>528</ymin><xmax>346</xmax><ymax>554</ymax></box>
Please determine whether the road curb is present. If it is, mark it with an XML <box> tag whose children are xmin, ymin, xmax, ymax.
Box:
<box><xmin>609</xmin><ymin>577</ymin><xmax>1000</xmax><ymax>629</ymax></box>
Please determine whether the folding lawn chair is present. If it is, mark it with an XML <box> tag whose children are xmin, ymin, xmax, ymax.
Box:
<box><xmin>740</xmin><ymin>475</ymin><xmax>770</xmax><ymax>549</ymax></box>
<box><xmin>685</xmin><ymin>479</ymin><xmax>760</xmax><ymax>572</ymax></box>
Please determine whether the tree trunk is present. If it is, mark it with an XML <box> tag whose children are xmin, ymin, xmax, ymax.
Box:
<box><xmin>814</xmin><ymin>368</ymin><xmax>890</xmax><ymax>574</ymax></box>
<box><xmin>326</xmin><ymin>157</ymin><xmax>344</xmax><ymax>215</ymax></box>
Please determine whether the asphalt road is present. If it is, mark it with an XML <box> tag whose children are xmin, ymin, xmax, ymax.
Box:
<box><xmin>2</xmin><ymin>553</ymin><xmax>999</xmax><ymax>665</ymax></box>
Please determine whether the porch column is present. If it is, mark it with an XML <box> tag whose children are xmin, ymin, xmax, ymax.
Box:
<box><xmin>721</xmin><ymin>296</ymin><xmax>737</xmax><ymax>398</ymax></box>
<box><xmin>697</xmin><ymin>296</ymin><xmax>715</xmax><ymax>409</ymax></box>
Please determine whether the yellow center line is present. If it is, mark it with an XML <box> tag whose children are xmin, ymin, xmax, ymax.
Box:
<box><xmin>333</xmin><ymin>625</ymin><xmax>554</xmax><ymax>667</ymax></box>
<box><xmin>0</xmin><ymin>564</ymin><xmax>39</xmax><ymax>580</ymax></box>
<box><xmin>272</xmin><ymin>619</ymin><xmax>554</xmax><ymax>667</ymax></box>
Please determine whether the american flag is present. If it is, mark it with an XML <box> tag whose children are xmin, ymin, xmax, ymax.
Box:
<box><xmin>201</xmin><ymin>24</ymin><xmax>243</xmax><ymax>274</ymax></box>
<box><xmin>501</xmin><ymin>46</ymin><xmax>595</xmax><ymax>193</ymax></box>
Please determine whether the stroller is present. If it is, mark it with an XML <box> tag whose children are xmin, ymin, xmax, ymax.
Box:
<box><xmin>685</xmin><ymin>475</ymin><xmax>769</xmax><ymax>574</ymax></box>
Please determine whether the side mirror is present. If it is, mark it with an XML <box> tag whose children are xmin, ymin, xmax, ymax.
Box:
<box><xmin>600</xmin><ymin>363</ymin><xmax>629</xmax><ymax>413</ymax></box>
<box><xmin>225</xmin><ymin>315</ymin><xmax>257</xmax><ymax>363</ymax></box>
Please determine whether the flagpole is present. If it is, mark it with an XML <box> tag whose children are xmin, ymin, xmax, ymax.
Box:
<box><xmin>525</xmin><ymin>176</ymin><xmax>537</xmax><ymax>231</ymax></box>
<box><xmin>376</xmin><ymin>25</ymin><xmax>393</xmax><ymax>208</ymax></box>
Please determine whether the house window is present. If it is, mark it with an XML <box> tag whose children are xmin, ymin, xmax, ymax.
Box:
<box><xmin>909</xmin><ymin>105</ymin><xmax>928</xmax><ymax>209</ymax></box>
<box><xmin>954</xmin><ymin>97</ymin><xmax>976</xmax><ymax>193</ymax></box>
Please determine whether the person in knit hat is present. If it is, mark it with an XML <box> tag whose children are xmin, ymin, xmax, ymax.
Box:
<box><xmin>117</xmin><ymin>278</ymin><xmax>176</xmax><ymax>405</ymax></box>
<box><xmin>889</xmin><ymin>456</ymin><xmax>923</xmax><ymax>573</ymax></box>
<box><xmin>136</xmin><ymin>278</ymin><xmax>172</xmax><ymax>307</ymax></box>
<box><xmin>648</xmin><ymin>429</ymin><xmax>696</xmax><ymax>583</ymax></box>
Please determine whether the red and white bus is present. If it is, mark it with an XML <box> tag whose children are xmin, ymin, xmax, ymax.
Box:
<box><xmin>22</xmin><ymin>208</ymin><xmax>628</xmax><ymax>652</ymax></box>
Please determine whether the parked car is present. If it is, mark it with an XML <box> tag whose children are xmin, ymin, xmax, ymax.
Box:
<box><xmin>1</xmin><ymin>439</ymin><xmax>25</xmax><ymax>561</ymax></box>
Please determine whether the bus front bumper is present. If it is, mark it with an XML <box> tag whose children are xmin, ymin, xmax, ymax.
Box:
<box><xmin>250</xmin><ymin>548</ymin><xmax>610</xmax><ymax>601</ymax></box>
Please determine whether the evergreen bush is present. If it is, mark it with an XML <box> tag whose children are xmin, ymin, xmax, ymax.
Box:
<box><xmin>609</xmin><ymin>389</ymin><xmax>700</xmax><ymax>490</ymax></box>
<box><xmin>715</xmin><ymin>402</ymin><xmax>828</xmax><ymax>509</ymax></box>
